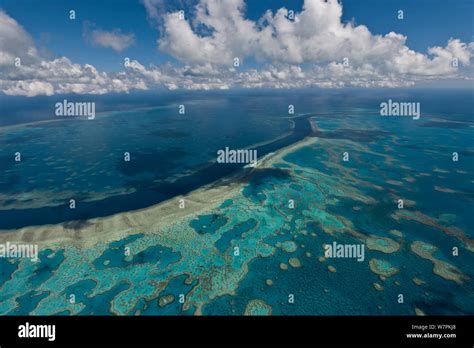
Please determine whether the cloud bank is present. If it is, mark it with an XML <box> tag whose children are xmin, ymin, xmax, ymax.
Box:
<box><xmin>1</xmin><ymin>0</ymin><xmax>473</xmax><ymax>96</ymax></box>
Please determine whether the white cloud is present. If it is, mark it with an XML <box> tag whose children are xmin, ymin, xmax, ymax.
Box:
<box><xmin>0</xmin><ymin>10</ymin><xmax>40</xmax><ymax>67</ymax></box>
<box><xmin>2</xmin><ymin>80</ymin><xmax>54</xmax><ymax>97</ymax></box>
<box><xmin>1</xmin><ymin>0</ymin><xmax>473</xmax><ymax>97</ymax></box>
<box><xmin>157</xmin><ymin>0</ymin><xmax>473</xmax><ymax>78</ymax></box>
<box><xmin>2</xmin><ymin>53</ymin><xmax>148</xmax><ymax>96</ymax></box>
<box><xmin>84</xmin><ymin>24</ymin><xmax>135</xmax><ymax>52</ymax></box>
<box><xmin>0</xmin><ymin>11</ymin><xmax>146</xmax><ymax>96</ymax></box>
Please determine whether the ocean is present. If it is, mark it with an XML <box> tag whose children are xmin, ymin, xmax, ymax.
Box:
<box><xmin>0</xmin><ymin>88</ymin><xmax>472</xmax><ymax>315</ymax></box>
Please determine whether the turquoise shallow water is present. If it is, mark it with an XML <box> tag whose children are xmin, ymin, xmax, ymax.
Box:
<box><xmin>0</xmin><ymin>89</ymin><xmax>473</xmax><ymax>315</ymax></box>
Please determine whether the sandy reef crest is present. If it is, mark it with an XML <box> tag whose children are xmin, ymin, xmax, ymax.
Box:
<box><xmin>0</xmin><ymin>137</ymin><xmax>318</xmax><ymax>249</ymax></box>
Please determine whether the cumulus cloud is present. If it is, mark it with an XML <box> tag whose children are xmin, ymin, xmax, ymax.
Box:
<box><xmin>0</xmin><ymin>10</ymin><xmax>40</xmax><ymax>67</ymax></box>
<box><xmin>141</xmin><ymin>0</ymin><xmax>194</xmax><ymax>25</ymax></box>
<box><xmin>1</xmin><ymin>0</ymin><xmax>473</xmax><ymax>96</ymax></box>
<box><xmin>2</xmin><ymin>80</ymin><xmax>54</xmax><ymax>97</ymax></box>
<box><xmin>158</xmin><ymin>0</ymin><xmax>473</xmax><ymax>77</ymax></box>
<box><xmin>0</xmin><ymin>11</ymin><xmax>146</xmax><ymax>96</ymax></box>
<box><xmin>2</xmin><ymin>56</ymin><xmax>147</xmax><ymax>96</ymax></box>
<box><xmin>84</xmin><ymin>23</ymin><xmax>135</xmax><ymax>52</ymax></box>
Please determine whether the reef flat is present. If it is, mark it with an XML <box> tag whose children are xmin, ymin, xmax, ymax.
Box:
<box><xmin>410</xmin><ymin>241</ymin><xmax>468</xmax><ymax>284</ymax></box>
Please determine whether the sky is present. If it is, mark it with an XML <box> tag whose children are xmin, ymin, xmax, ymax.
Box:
<box><xmin>0</xmin><ymin>0</ymin><xmax>473</xmax><ymax>96</ymax></box>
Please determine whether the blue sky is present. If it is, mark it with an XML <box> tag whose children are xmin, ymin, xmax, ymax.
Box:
<box><xmin>2</xmin><ymin>0</ymin><xmax>472</xmax><ymax>71</ymax></box>
<box><xmin>0</xmin><ymin>0</ymin><xmax>473</xmax><ymax>95</ymax></box>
